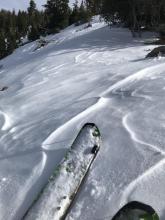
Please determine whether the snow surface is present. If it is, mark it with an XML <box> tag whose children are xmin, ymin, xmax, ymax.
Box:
<box><xmin>0</xmin><ymin>16</ymin><xmax>165</xmax><ymax>220</ymax></box>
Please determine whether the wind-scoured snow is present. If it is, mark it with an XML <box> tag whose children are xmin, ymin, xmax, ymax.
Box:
<box><xmin>0</xmin><ymin>16</ymin><xmax>165</xmax><ymax>220</ymax></box>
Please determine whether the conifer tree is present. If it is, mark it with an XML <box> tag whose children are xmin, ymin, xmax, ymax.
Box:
<box><xmin>6</xmin><ymin>31</ymin><xmax>17</xmax><ymax>55</ymax></box>
<box><xmin>101</xmin><ymin>0</ymin><xmax>165</xmax><ymax>35</ymax></box>
<box><xmin>28</xmin><ymin>0</ymin><xmax>37</xmax><ymax>26</ymax></box>
<box><xmin>27</xmin><ymin>0</ymin><xmax>41</xmax><ymax>41</ymax></box>
<box><xmin>0</xmin><ymin>2</ymin><xmax>46</xmax><ymax>59</ymax></box>
<box><xmin>44</xmin><ymin>0</ymin><xmax>69</xmax><ymax>32</ymax></box>
<box><xmin>28</xmin><ymin>24</ymin><xmax>40</xmax><ymax>41</ymax></box>
<box><xmin>86</xmin><ymin>0</ymin><xmax>96</xmax><ymax>15</ymax></box>
<box><xmin>69</xmin><ymin>0</ymin><xmax>80</xmax><ymax>25</ymax></box>
<box><xmin>28</xmin><ymin>0</ymin><xmax>37</xmax><ymax>16</ymax></box>
<box><xmin>17</xmin><ymin>10</ymin><xmax>28</xmax><ymax>37</ymax></box>
<box><xmin>0</xmin><ymin>31</ymin><xmax>7</xmax><ymax>59</ymax></box>
<box><xmin>79</xmin><ymin>1</ymin><xmax>90</xmax><ymax>23</ymax></box>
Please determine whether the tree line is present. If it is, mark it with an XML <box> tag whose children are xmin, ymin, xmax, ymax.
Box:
<box><xmin>0</xmin><ymin>0</ymin><xmax>95</xmax><ymax>59</ymax></box>
<box><xmin>1</xmin><ymin>0</ymin><xmax>165</xmax><ymax>60</ymax></box>
<box><xmin>101</xmin><ymin>0</ymin><xmax>165</xmax><ymax>37</ymax></box>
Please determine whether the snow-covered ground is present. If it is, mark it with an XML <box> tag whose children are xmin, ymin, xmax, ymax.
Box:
<box><xmin>0</xmin><ymin>16</ymin><xmax>165</xmax><ymax>220</ymax></box>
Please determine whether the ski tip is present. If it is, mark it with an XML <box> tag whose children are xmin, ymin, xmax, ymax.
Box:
<box><xmin>71</xmin><ymin>122</ymin><xmax>101</xmax><ymax>152</ymax></box>
<box><xmin>83</xmin><ymin>123</ymin><xmax>101</xmax><ymax>138</ymax></box>
<box><xmin>82</xmin><ymin>123</ymin><xmax>96</xmax><ymax>128</ymax></box>
<box><xmin>112</xmin><ymin>201</ymin><xmax>159</xmax><ymax>220</ymax></box>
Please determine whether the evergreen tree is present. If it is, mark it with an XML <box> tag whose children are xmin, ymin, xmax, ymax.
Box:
<box><xmin>28</xmin><ymin>25</ymin><xmax>40</xmax><ymax>41</ymax></box>
<box><xmin>28</xmin><ymin>0</ymin><xmax>37</xmax><ymax>27</ymax></box>
<box><xmin>78</xmin><ymin>1</ymin><xmax>90</xmax><ymax>23</ymax></box>
<box><xmin>0</xmin><ymin>3</ymin><xmax>46</xmax><ymax>59</ymax></box>
<box><xmin>69</xmin><ymin>0</ymin><xmax>80</xmax><ymax>25</ymax></box>
<box><xmin>0</xmin><ymin>31</ymin><xmax>7</xmax><ymax>59</ymax></box>
<box><xmin>101</xmin><ymin>0</ymin><xmax>165</xmax><ymax>35</ymax></box>
<box><xmin>6</xmin><ymin>30</ymin><xmax>17</xmax><ymax>55</ymax></box>
<box><xmin>86</xmin><ymin>0</ymin><xmax>99</xmax><ymax>15</ymax></box>
<box><xmin>17</xmin><ymin>10</ymin><xmax>29</xmax><ymax>37</ymax></box>
<box><xmin>44</xmin><ymin>0</ymin><xmax>70</xmax><ymax>32</ymax></box>
<box><xmin>28</xmin><ymin>0</ymin><xmax>37</xmax><ymax>16</ymax></box>
<box><xmin>27</xmin><ymin>0</ymin><xmax>42</xmax><ymax>41</ymax></box>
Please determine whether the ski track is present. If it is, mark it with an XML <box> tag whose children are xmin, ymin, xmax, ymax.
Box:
<box><xmin>46</xmin><ymin>63</ymin><xmax>68</xmax><ymax>75</ymax></box>
<box><xmin>131</xmin><ymin>87</ymin><xmax>153</xmax><ymax>101</ymax></box>
<box><xmin>74</xmin><ymin>52</ymin><xmax>86</xmax><ymax>64</ymax></box>
<box><xmin>74</xmin><ymin>51</ymin><xmax>93</xmax><ymax>64</ymax></box>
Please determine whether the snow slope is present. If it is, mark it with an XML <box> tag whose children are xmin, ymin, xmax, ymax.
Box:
<box><xmin>0</xmin><ymin>16</ymin><xmax>165</xmax><ymax>220</ymax></box>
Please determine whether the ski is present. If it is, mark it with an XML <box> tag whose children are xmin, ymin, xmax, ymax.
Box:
<box><xmin>24</xmin><ymin>123</ymin><xmax>101</xmax><ymax>220</ymax></box>
<box><xmin>112</xmin><ymin>201</ymin><xmax>159</xmax><ymax>220</ymax></box>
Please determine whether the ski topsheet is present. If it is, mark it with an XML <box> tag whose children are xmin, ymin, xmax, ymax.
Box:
<box><xmin>24</xmin><ymin>123</ymin><xmax>101</xmax><ymax>220</ymax></box>
<box><xmin>112</xmin><ymin>201</ymin><xmax>159</xmax><ymax>220</ymax></box>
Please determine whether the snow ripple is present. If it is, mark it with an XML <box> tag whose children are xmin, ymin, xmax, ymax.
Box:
<box><xmin>42</xmin><ymin>63</ymin><xmax>165</xmax><ymax>151</ymax></box>
<box><xmin>120</xmin><ymin>113</ymin><xmax>165</xmax><ymax>208</ymax></box>
<box><xmin>42</xmin><ymin>97</ymin><xmax>108</xmax><ymax>150</ymax></box>
<box><xmin>120</xmin><ymin>158</ymin><xmax>165</xmax><ymax>205</ymax></box>
<box><xmin>122</xmin><ymin>113</ymin><xmax>165</xmax><ymax>155</ymax></box>
<box><xmin>102</xmin><ymin>63</ymin><xmax>165</xmax><ymax>97</ymax></box>
<box><xmin>0</xmin><ymin>110</ymin><xmax>12</xmax><ymax>131</ymax></box>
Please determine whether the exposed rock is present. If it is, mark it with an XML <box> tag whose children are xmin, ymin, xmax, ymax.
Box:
<box><xmin>0</xmin><ymin>86</ymin><xmax>8</xmax><ymax>91</ymax></box>
<box><xmin>146</xmin><ymin>46</ymin><xmax>165</xmax><ymax>58</ymax></box>
<box><xmin>34</xmin><ymin>39</ymin><xmax>49</xmax><ymax>51</ymax></box>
